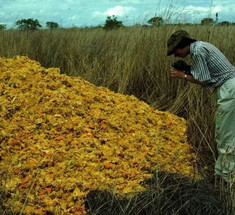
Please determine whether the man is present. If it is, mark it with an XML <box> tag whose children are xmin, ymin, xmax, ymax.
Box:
<box><xmin>167</xmin><ymin>30</ymin><xmax>235</xmax><ymax>182</ymax></box>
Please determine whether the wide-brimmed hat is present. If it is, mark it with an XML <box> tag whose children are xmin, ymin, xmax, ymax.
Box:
<box><xmin>167</xmin><ymin>30</ymin><xmax>190</xmax><ymax>56</ymax></box>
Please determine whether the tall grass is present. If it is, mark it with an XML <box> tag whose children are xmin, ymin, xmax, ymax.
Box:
<box><xmin>1</xmin><ymin>25</ymin><xmax>235</xmax><ymax>214</ymax></box>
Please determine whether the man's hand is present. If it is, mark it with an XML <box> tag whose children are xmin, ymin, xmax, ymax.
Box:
<box><xmin>171</xmin><ymin>68</ymin><xmax>207</xmax><ymax>86</ymax></box>
<box><xmin>171</xmin><ymin>68</ymin><xmax>185</xmax><ymax>79</ymax></box>
<box><xmin>171</xmin><ymin>60</ymin><xmax>191</xmax><ymax>74</ymax></box>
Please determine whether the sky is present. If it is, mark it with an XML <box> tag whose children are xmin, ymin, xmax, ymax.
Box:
<box><xmin>0</xmin><ymin>0</ymin><xmax>235</xmax><ymax>28</ymax></box>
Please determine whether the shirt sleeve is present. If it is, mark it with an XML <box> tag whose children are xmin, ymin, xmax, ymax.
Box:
<box><xmin>190</xmin><ymin>49</ymin><xmax>211</xmax><ymax>82</ymax></box>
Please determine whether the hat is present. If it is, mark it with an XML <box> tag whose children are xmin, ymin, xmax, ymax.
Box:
<box><xmin>167</xmin><ymin>30</ymin><xmax>190</xmax><ymax>56</ymax></box>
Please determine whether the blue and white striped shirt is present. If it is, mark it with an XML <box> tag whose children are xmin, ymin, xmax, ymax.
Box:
<box><xmin>190</xmin><ymin>41</ymin><xmax>235</xmax><ymax>90</ymax></box>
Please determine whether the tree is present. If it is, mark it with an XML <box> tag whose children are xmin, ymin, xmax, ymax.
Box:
<box><xmin>218</xmin><ymin>21</ymin><xmax>230</xmax><ymax>26</ymax></box>
<box><xmin>0</xmin><ymin>24</ymin><xmax>6</xmax><ymax>30</ymax></box>
<box><xmin>147</xmin><ymin>16</ymin><xmax>163</xmax><ymax>26</ymax></box>
<box><xmin>16</xmin><ymin>18</ymin><xmax>42</xmax><ymax>30</ymax></box>
<box><xmin>201</xmin><ymin>18</ymin><xmax>214</xmax><ymax>25</ymax></box>
<box><xmin>46</xmin><ymin>21</ymin><xmax>59</xmax><ymax>29</ymax></box>
<box><xmin>103</xmin><ymin>15</ymin><xmax>123</xmax><ymax>30</ymax></box>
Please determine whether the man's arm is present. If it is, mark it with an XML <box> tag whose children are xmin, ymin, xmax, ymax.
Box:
<box><xmin>171</xmin><ymin>68</ymin><xmax>207</xmax><ymax>86</ymax></box>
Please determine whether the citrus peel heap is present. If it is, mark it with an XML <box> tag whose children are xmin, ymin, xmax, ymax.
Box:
<box><xmin>0</xmin><ymin>56</ymin><xmax>200</xmax><ymax>214</ymax></box>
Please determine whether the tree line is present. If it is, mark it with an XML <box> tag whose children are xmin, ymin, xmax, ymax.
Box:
<box><xmin>0</xmin><ymin>15</ymin><xmax>235</xmax><ymax>31</ymax></box>
<box><xmin>0</xmin><ymin>19</ymin><xmax>60</xmax><ymax>30</ymax></box>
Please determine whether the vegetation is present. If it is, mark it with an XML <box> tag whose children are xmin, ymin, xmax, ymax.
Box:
<box><xmin>0</xmin><ymin>24</ymin><xmax>6</xmax><ymax>30</ymax></box>
<box><xmin>15</xmin><ymin>18</ymin><xmax>42</xmax><ymax>30</ymax></box>
<box><xmin>46</xmin><ymin>21</ymin><xmax>60</xmax><ymax>29</ymax></box>
<box><xmin>147</xmin><ymin>17</ymin><xmax>164</xmax><ymax>26</ymax></box>
<box><xmin>0</xmin><ymin>25</ymin><xmax>235</xmax><ymax>214</ymax></box>
<box><xmin>85</xmin><ymin>173</ymin><xmax>227</xmax><ymax>215</ymax></box>
<box><xmin>218</xmin><ymin>21</ymin><xmax>231</xmax><ymax>26</ymax></box>
<box><xmin>103</xmin><ymin>15</ymin><xmax>123</xmax><ymax>30</ymax></box>
<box><xmin>201</xmin><ymin>18</ymin><xmax>214</xmax><ymax>25</ymax></box>
<box><xmin>0</xmin><ymin>16</ymin><xmax>233</xmax><ymax>30</ymax></box>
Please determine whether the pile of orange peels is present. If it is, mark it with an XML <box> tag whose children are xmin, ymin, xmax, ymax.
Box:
<box><xmin>0</xmin><ymin>56</ymin><xmax>201</xmax><ymax>214</ymax></box>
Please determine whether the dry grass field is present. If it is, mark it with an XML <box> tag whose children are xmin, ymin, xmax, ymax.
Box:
<box><xmin>0</xmin><ymin>25</ymin><xmax>235</xmax><ymax>214</ymax></box>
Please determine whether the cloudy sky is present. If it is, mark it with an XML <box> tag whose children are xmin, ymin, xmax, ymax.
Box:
<box><xmin>1</xmin><ymin>0</ymin><xmax>235</xmax><ymax>28</ymax></box>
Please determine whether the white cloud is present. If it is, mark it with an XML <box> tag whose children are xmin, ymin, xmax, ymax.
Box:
<box><xmin>185</xmin><ymin>6</ymin><xmax>208</xmax><ymax>12</ymax></box>
<box><xmin>68</xmin><ymin>15</ymin><xmax>79</xmax><ymax>21</ymax></box>
<box><xmin>94</xmin><ymin>6</ymin><xmax>135</xmax><ymax>17</ymax></box>
<box><xmin>212</xmin><ymin>0</ymin><xmax>235</xmax><ymax>16</ymax></box>
<box><xmin>212</xmin><ymin>6</ymin><xmax>222</xmax><ymax>13</ymax></box>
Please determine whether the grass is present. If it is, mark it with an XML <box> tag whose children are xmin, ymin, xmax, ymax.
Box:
<box><xmin>85</xmin><ymin>172</ymin><xmax>228</xmax><ymax>215</ymax></box>
<box><xmin>0</xmin><ymin>25</ymin><xmax>235</xmax><ymax>214</ymax></box>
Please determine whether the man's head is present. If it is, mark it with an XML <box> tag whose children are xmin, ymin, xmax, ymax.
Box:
<box><xmin>167</xmin><ymin>30</ymin><xmax>196</xmax><ymax>58</ymax></box>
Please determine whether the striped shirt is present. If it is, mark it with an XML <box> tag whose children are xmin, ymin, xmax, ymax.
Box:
<box><xmin>190</xmin><ymin>41</ymin><xmax>235</xmax><ymax>90</ymax></box>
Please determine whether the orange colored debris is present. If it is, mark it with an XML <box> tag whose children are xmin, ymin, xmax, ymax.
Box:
<box><xmin>0</xmin><ymin>56</ymin><xmax>201</xmax><ymax>214</ymax></box>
